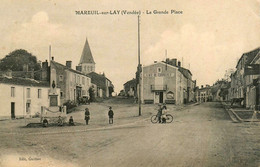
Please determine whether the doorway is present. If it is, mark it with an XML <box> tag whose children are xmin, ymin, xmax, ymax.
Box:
<box><xmin>159</xmin><ymin>92</ymin><xmax>164</xmax><ymax>103</ymax></box>
<box><xmin>26</xmin><ymin>102</ymin><xmax>31</xmax><ymax>115</ymax></box>
<box><xmin>11</xmin><ymin>102</ymin><xmax>15</xmax><ymax>119</ymax></box>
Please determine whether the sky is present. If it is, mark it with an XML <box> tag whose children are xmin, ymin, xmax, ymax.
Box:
<box><xmin>0</xmin><ymin>0</ymin><xmax>259</xmax><ymax>93</ymax></box>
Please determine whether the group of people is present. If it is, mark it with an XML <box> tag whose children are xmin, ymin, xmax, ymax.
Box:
<box><xmin>84</xmin><ymin>106</ymin><xmax>114</xmax><ymax>125</ymax></box>
<box><xmin>157</xmin><ymin>103</ymin><xmax>168</xmax><ymax>123</ymax></box>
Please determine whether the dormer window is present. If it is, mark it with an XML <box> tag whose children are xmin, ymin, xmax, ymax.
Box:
<box><xmin>157</xmin><ymin>67</ymin><xmax>162</xmax><ymax>73</ymax></box>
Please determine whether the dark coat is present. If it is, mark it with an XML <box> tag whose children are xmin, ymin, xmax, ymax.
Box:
<box><xmin>108</xmin><ymin>110</ymin><xmax>114</xmax><ymax>118</ymax></box>
<box><xmin>85</xmin><ymin>110</ymin><xmax>90</xmax><ymax>120</ymax></box>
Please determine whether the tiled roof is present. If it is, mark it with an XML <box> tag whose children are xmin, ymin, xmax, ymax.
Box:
<box><xmin>124</xmin><ymin>78</ymin><xmax>136</xmax><ymax>86</ymax></box>
<box><xmin>79</xmin><ymin>38</ymin><xmax>95</xmax><ymax>64</ymax></box>
<box><xmin>86</xmin><ymin>72</ymin><xmax>113</xmax><ymax>89</ymax></box>
<box><xmin>178</xmin><ymin>67</ymin><xmax>192</xmax><ymax>79</ymax></box>
<box><xmin>236</xmin><ymin>47</ymin><xmax>260</xmax><ymax>68</ymax></box>
<box><xmin>50</xmin><ymin>61</ymin><xmax>90</xmax><ymax>77</ymax></box>
<box><xmin>0</xmin><ymin>76</ymin><xmax>49</xmax><ymax>87</ymax></box>
<box><xmin>161</xmin><ymin>61</ymin><xmax>192</xmax><ymax>78</ymax></box>
<box><xmin>86</xmin><ymin>72</ymin><xmax>107</xmax><ymax>90</ymax></box>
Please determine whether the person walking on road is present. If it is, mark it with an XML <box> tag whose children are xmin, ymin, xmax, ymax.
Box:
<box><xmin>85</xmin><ymin>108</ymin><xmax>90</xmax><ymax>125</ymax></box>
<box><xmin>108</xmin><ymin>106</ymin><xmax>114</xmax><ymax>124</ymax></box>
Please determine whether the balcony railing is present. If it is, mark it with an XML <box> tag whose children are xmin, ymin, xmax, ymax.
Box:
<box><xmin>151</xmin><ymin>85</ymin><xmax>167</xmax><ymax>91</ymax></box>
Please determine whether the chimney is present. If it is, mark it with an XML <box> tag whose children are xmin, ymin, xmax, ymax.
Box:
<box><xmin>42</xmin><ymin>60</ymin><xmax>48</xmax><ymax>70</ymax></box>
<box><xmin>66</xmin><ymin>61</ymin><xmax>72</xmax><ymax>68</ymax></box>
<box><xmin>178</xmin><ymin>61</ymin><xmax>181</xmax><ymax>67</ymax></box>
<box><xmin>166</xmin><ymin>58</ymin><xmax>170</xmax><ymax>64</ymax></box>
<box><xmin>76</xmin><ymin>66</ymin><xmax>82</xmax><ymax>72</ymax></box>
<box><xmin>170</xmin><ymin>59</ymin><xmax>177</xmax><ymax>66</ymax></box>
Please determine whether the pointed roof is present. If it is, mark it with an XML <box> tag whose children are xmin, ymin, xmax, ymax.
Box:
<box><xmin>79</xmin><ymin>38</ymin><xmax>95</xmax><ymax>64</ymax></box>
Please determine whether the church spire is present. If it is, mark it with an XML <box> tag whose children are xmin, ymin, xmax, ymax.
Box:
<box><xmin>79</xmin><ymin>38</ymin><xmax>95</xmax><ymax>64</ymax></box>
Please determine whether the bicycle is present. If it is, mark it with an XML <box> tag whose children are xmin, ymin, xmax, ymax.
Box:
<box><xmin>151</xmin><ymin>114</ymin><xmax>173</xmax><ymax>123</ymax></box>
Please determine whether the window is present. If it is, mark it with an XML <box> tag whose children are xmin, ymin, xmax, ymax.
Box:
<box><xmin>11</xmin><ymin>87</ymin><xmax>15</xmax><ymax>97</ymax></box>
<box><xmin>60</xmin><ymin>91</ymin><xmax>63</xmax><ymax>98</ymax></box>
<box><xmin>82</xmin><ymin>77</ymin><xmax>85</xmax><ymax>85</ymax></box>
<box><xmin>59</xmin><ymin>75</ymin><xmax>63</xmax><ymax>82</ymax></box>
<box><xmin>26</xmin><ymin>88</ymin><xmax>31</xmax><ymax>98</ymax></box>
<box><xmin>38</xmin><ymin>89</ymin><xmax>42</xmax><ymax>98</ymax></box>
<box><xmin>77</xmin><ymin>76</ymin><xmax>80</xmax><ymax>84</ymax></box>
<box><xmin>84</xmin><ymin>66</ymin><xmax>86</xmax><ymax>72</ymax></box>
<box><xmin>90</xmin><ymin>66</ymin><xmax>93</xmax><ymax>72</ymax></box>
<box><xmin>157</xmin><ymin>67</ymin><xmax>162</xmax><ymax>73</ymax></box>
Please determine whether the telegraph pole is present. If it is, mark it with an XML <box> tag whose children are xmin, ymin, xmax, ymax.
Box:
<box><xmin>138</xmin><ymin>15</ymin><xmax>141</xmax><ymax>116</ymax></box>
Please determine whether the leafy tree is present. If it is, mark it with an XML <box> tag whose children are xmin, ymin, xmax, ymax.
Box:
<box><xmin>88</xmin><ymin>86</ymin><xmax>96</xmax><ymax>102</ymax></box>
<box><xmin>0</xmin><ymin>49</ymin><xmax>40</xmax><ymax>71</ymax></box>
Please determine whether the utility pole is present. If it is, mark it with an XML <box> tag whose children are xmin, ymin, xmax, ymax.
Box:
<box><xmin>49</xmin><ymin>45</ymin><xmax>51</xmax><ymax>62</ymax></box>
<box><xmin>138</xmin><ymin>15</ymin><xmax>141</xmax><ymax>116</ymax></box>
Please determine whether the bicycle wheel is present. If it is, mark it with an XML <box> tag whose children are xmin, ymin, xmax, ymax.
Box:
<box><xmin>166</xmin><ymin>114</ymin><xmax>173</xmax><ymax>123</ymax></box>
<box><xmin>151</xmin><ymin>115</ymin><xmax>158</xmax><ymax>124</ymax></box>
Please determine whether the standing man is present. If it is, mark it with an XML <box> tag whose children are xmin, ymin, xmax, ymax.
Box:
<box><xmin>108</xmin><ymin>106</ymin><xmax>114</xmax><ymax>124</ymax></box>
<box><xmin>157</xmin><ymin>104</ymin><xmax>162</xmax><ymax>123</ymax></box>
<box><xmin>85</xmin><ymin>108</ymin><xmax>90</xmax><ymax>125</ymax></box>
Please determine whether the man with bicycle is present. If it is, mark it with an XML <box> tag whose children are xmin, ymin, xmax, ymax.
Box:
<box><xmin>161</xmin><ymin>104</ymin><xmax>167</xmax><ymax>123</ymax></box>
<box><xmin>157</xmin><ymin>104</ymin><xmax>163</xmax><ymax>123</ymax></box>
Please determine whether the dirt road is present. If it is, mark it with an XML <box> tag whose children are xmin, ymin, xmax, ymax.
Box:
<box><xmin>0</xmin><ymin>102</ymin><xmax>259</xmax><ymax>167</ymax></box>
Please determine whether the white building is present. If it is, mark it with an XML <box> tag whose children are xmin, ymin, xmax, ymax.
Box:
<box><xmin>0</xmin><ymin>75</ymin><xmax>60</xmax><ymax>119</ymax></box>
<box><xmin>141</xmin><ymin>59</ymin><xmax>195</xmax><ymax>104</ymax></box>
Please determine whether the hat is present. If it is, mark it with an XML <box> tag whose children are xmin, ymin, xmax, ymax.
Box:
<box><xmin>109</xmin><ymin>106</ymin><xmax>112</xmax><ymax>109</ymax></box>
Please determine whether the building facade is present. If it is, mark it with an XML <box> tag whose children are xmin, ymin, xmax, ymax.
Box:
<box><xmin>50</xmin><ymin>60</ymin><xmax>91</xmax><ymax>105</ymax></box>
<box><xmin>141</xmin><ymin>60</ymin><xmax>195</xmax><ymax>104</ymax></box>
<box><xmin>229</xmin><ymin>47</ymin><xmax>260</xmax><ymax>109</ymax></box>
<box><xmin>124</xmin><ymin>78</ymin><xmax>137</xmax><ymax>97</ymax></box>
<box><xmin>194</xmin><ymin>85</ymin><xmax>212</xmax><ymax>102</ymax></box>
<box><xmin>86</xmin><ymin>72</ymin><xmax>114</xmax><ymax>98</ymax></box>
<box><xmin>0</xmin><ymin>74</ymin><xmax>60</xmax><ymax>119</ymax></box>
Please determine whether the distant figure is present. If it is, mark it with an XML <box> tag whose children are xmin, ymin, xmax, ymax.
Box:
<box><xmin>57</xmin><ymin>116</ymin><xmax>63</xmax><ymax>126</ymax></box>
<box><xmin>42</xmin><ymin>118</ymin><xmax>48</xmax><ymax>127</ymax></box>
<box><xmin>69</xmin><ymin>116</ymin><xmax>75</xmax><ymax>126</ymax></box>
<box><xmin>108</xmin><ymin>106</ymin><xmax>114</xmax><ymax>124</ymax></box>
<box><xmin>85</xmin><ymin>108</ymin><xmax>90</xmax><ymax>125</ymax></box>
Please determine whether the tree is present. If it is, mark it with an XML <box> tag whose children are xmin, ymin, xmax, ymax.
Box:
<box><xmin>0</xmin><ymin>49</ymin><xmax>41</xmax><ymax>71</ymax></box>
<box><xmin>88</xmin><ymin>86</ymin><xmax>96</xmax><ymax>102</ymax></box>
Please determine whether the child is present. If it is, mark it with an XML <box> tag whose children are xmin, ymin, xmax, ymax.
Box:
<box><xmin>108</xmin><ymin>106</ymin><xmax>114</xmax><ymax>124</ymax></box>
<box><xmin>69</xmin><ymin>116</ymin><xmax>75</xmax><ymax>126</ymax></box>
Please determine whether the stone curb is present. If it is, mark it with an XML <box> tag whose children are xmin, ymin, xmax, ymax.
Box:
<box><xmin>221</xmin><ymin>102</ymin><xmax>241</xmax><ymax>123</ymax></box>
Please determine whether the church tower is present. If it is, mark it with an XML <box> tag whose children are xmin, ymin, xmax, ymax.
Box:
<box><xmin>78</xmin><ymin>38</ymin><xmax>95</xmax><ymax>74</ymax></box>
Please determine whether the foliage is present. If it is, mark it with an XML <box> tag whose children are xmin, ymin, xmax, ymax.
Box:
<box><xmin>88</xmin><ymin>86</ymin><xmax>96</xmax><ymax>102</ymax></box>
<box><xmin>0</xmin><ymin>49</ymin><xmax>41</xmax><ymax>71</ymax></box>
<box><xmin>63</xmin><ymin>100</ymin><xmax>77</xmax><ymax>111</ymax></box>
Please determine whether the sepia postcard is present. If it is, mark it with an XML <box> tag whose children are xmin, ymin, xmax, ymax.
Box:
<box><xmin>0</xmin><ymin>0</ymin><xmax>259</xmax><ymax>167</ymax></box>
